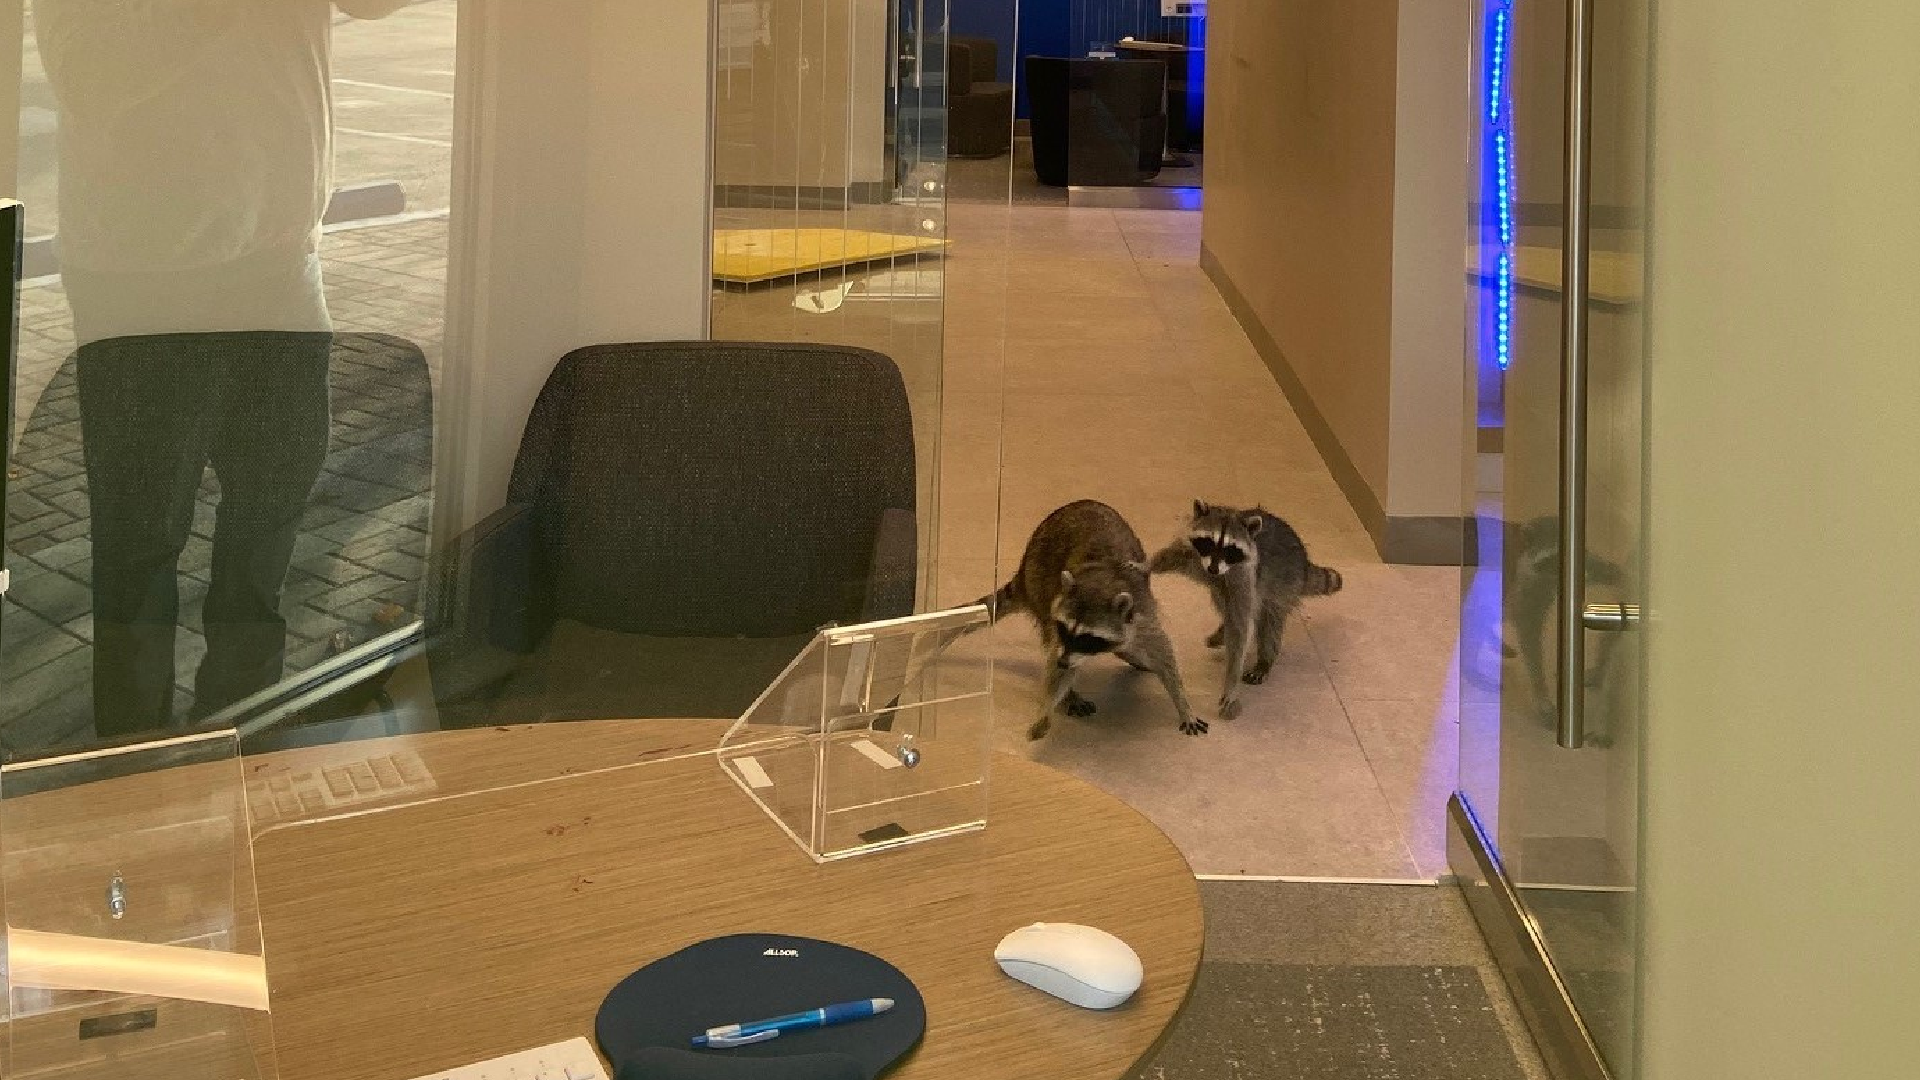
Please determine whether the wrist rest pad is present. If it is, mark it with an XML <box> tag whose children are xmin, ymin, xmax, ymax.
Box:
<box><xmin>596</xmin><ymin>934</ymin><xmax>926</xmax><ymax>1080</ymax></box>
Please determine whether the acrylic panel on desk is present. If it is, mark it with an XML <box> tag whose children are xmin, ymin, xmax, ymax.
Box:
<box><xmin>719</xmin><ymin>605</ymin><xmax>994</xmax><ymax>862</ymax></box>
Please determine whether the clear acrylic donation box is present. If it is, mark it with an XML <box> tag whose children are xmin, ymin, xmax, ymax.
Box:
<box><xmin>1</xmin><ymin>730</ymin><xmax>278</xmax><ymax>1080</ymax></box>
<box><xmin>718</xmin><ymin>605</ymin><xmax>993</xmax><ymax>861</ymax></box>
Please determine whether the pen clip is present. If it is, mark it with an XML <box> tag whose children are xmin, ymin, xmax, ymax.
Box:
<box><xmin>707</xmin><ymin>1030</ymin><xmax>780</xmax><ymax>1048</ymax></box>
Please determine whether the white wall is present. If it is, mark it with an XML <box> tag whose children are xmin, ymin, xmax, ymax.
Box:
<box><xmin>1639</xmin><ymin>2</ymin><xmax>1920</xmax><ymax>1076</ymax></box>
<box><xmin>1202</xmin><ymin>0</ymin><xmax>1471</xmax><ymax>560</ymax></box>
<box><xmin>440</xmin><ymin>0</ymin><xmax>713</xmax><ymax>530</ymax></box>
<box><xmin>0</xmin><ymin>1</ymin><xmax>18</xmax><ymax>196</ymax></box>
<box><xmin>1202</xmin><ymin>0</ymin><xmax>1399</xmax><ymax>521</ymax></box>
<box><xmin>851</xmin><ymin>0</ymin><xmax>888</xmax><ymax>186</ymax></box>
<box><xmin>1386</xmin><ymin>0</ymin><xmax>1471</xmax><ymax>521</ymax></box>
<box><xmin>711</xmin><ymin>0</ymin><xmax>890</xmax><ymax>191</ymax></box>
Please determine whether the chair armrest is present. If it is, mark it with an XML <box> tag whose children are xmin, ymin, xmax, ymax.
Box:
<box><xmin>860</xmin><ymin>507</ymin><xmax>918</xmax><ymax>622</ymax></box>
<box><xmin>429</xmin><ymin>501</ymin><xmax>548</xmax><ymax>654</ymax></box>
<box><xmin>424</xmin><ymin>502</ymin><xmax>552</xmax><ymax>725</ymax></box>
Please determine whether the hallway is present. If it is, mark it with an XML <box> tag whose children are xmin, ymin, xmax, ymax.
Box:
<box><xmin>938</xmin><ymin>202</ymin><xmax>1462</xmax><ymax>879</ymax></box>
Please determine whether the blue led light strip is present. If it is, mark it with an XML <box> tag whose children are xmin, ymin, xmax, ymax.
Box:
<box><xmin>1487</xmin><ymin>0</ymin><xmax>1516</xmax><ymax>370</ymax></box>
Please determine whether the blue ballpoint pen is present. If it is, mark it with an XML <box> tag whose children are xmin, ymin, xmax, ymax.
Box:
<box><xmin>691</xmin><ymin>997</ymin><xmax>895</xmax><ymax>1048</ymax></box>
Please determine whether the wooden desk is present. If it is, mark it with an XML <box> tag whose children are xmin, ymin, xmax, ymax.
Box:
<box><xmin>240</xmin><ymin>721</ymin><xmax>1203</xmax><ymax>1080</ymax></box>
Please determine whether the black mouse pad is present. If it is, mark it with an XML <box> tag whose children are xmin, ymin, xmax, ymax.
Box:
<box><xmin>595</xmin><ymin>934</ymin><xmax>925</xmax><ymax>1080</ymax></box>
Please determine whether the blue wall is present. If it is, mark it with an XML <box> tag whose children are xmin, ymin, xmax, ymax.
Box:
<box><xmin>950</xmin><ymin>0</ymin><xmax>1018</xmax><ymax>84</ymax></box>
<box><xmin>1015</xmin><ymin>0</ymin><xmax>1073</xmax><ymax>118</ymax></box>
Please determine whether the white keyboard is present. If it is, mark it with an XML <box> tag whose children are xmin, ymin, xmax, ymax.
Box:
<box><xmin>403</xmin><ymin>1036</ymin><xmax>610</xmax><ymax>1080</ymax></box>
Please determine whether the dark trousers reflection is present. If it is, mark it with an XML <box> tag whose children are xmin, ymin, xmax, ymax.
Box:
<box><xmin>77</xmin><ymin>332</ymin><xmax>331</xmax><ymax>737</ymax></box>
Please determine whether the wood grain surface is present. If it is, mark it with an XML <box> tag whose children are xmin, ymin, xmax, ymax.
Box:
<box><xmin>240</xmin><ymin>720</ymin><xmax>1204</xmax><ymax>1080</ymax></box>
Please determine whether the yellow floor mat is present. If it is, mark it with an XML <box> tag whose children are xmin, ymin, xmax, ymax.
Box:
<box><xmin>712</xmin><ymin>227</ymin><xmax>951</xmax><ymax>284</ymax></box>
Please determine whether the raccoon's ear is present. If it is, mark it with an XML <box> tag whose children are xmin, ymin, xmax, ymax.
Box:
<box><xmin>1060</xmin><ymin>569</ymin><xmax>1075</xmax><ymax>591</ymax></box>
<box><xmin>1243</xmin><ymin>512</ymin><xmax>1265</xmax><ymax>536</ymax></box>
<box><xmin>1192</xmin><ymin>499</ymin><xmax>1209</xmax><ymax>519</ymax></box>
<box><xmin>1114</xmin><ymin>592</ymin><xmax>1135</xmax><ymax>620</ymax></box>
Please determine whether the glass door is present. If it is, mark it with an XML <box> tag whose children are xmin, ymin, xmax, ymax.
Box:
<box><xmin>1455</xmin><ymin>0</ymin><xmax>1648</xmax><ymax>1075</ymax></box>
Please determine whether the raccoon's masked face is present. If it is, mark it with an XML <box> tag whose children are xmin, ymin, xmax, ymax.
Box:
<box><xmin>1188</xmin><ymin>500</ymin><xmax>1263</xmax><ymax>577</ymax></box>
<box><xmin>1050</xmin><ymin>566</ymin><xmax>1137</xmax><ymax>668</ymax></box>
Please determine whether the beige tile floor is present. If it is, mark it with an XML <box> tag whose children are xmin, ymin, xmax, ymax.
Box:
<box><xmin>936</xmin><ymin>202</ymin><xmax>1462</xmax><ymax>880</ymax></box>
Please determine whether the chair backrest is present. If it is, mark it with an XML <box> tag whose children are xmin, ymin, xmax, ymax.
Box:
<box><xmin>1024</xmin><ymin>57</ymin><xmax>1167</xmax><ymax>186</ymax></box>
<box><xmin>1025</xmin><ymin>57</ymin><xmax>1165</xmax><ymax>122</ymax></box>
<box><xmin>506</xmin><ymin>342</ymin><xmax>915</xmax><ymax>639</ymax></box>
<box><xmin>947</xmin><ymin>39</ymin><xmax>976</xmax><ymax>98</ymax></box>
<box><xmin>949</xmin><ymin>34</ymin><xmax>1000</xmax><ymax>85</ymax></box>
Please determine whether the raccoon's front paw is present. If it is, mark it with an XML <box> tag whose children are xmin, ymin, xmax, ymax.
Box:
<box><xmin>1027</xmin><ymin>716</ymin><xmax>1052</xmax><ymax>741</ymax></box>
<box><xmin>1242</xmin><ymin>664</ymin><xmax>1271</xmax><ymax>685</ymax></box>
<box><xmin>1180</xmin><ymin>716</ymin><xmax>1211</xmax><ymax>736</ymax></box>
<box><xmin>1217</xmin><ymin>697</ymin><xmax>1243</xmax><ymax>721</ymax></box>
<box><xmin>1064</xmin><ymin>690</ymin><xmax>1098</xmax><ymax>717</ymax></box>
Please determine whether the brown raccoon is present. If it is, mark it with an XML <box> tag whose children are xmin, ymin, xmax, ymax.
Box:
<box><xmin>982</xmin><ymin>500</ymin><xmax>1209</xmax><ymax>740</ymax></box>
<box><xmin>1150</xmin><ymin>501</ymin><xmax>1343</xmax><ymax>719</ymax></box>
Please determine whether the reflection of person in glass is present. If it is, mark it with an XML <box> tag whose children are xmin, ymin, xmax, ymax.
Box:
<box><xmin>35</xmin><ymin>0</ymin><xmax>407</xmax><ymax>737</ymax></box>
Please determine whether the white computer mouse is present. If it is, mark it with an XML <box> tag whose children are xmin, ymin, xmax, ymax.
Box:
<box><xmin>994</xmin><ymin>922</ymin><xmax>1143</xmax><ymax>1009</ymax></box>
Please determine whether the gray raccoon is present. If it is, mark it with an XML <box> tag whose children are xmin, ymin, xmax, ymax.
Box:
<box><xmin>1149</xmin><ymin>500</ymin><xmax>1344</xmax><ymax>720</ymax></box>
<box><xmin>980</xmin><ymin>500</ymin><xmax>1209</xmax><ymax>741</ymax></box>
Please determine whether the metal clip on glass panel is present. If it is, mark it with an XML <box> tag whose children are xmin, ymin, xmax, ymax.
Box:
<box><xmin>1581</xmin><ymin>603</ymin><xmax>1641</xmax><ymax>632</ymax></box>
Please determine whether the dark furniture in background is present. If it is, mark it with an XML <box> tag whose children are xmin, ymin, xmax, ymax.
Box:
<box><xmin>1116</xmin><ymin>41</ymin><xmax>1204</xmax><ymax>153</ymax></box>
<box><xmin>948</xmin><ymin>35</ymin><xmax>1014</xmax><ymax>158</ymax></box>
<box><xmin>1024</xmin><ymin>56</ymin><xmax>1166</xmax><ymax>187</ymax></box>
<box><xmin>429</xmin><ymin>341</ymin><xmax>917</xmax><ymax>726</ymax></box>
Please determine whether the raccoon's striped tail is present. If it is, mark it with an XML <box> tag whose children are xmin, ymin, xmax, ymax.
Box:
<box><xmin>881</xmin><ymin>581</ymin><xmax>1013</xmax><ymax>716</ymax></box>
<box><xmin>908</xmin><ymin>582</ymin><xmax>1008</xmax><ymax>674</ymax></box>
<box><xmin>972</xmin><ymin>581</ymin><xmax>1019</xmax><ymax>622</ymax></box>
<box><xmin>1304</xmin><ymin>565</ymin><xmax>1344</xmax><ymax>596</ymax></box>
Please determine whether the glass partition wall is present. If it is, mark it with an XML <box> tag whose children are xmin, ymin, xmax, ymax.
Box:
<box><xmin>709</xmin><ymin>0</ymin><xmax>954</xmax><ymax>609</ymax></box>
<box><xmin>0</xmin><ymin>0</ymin><xmax>997</xmax><ymax>753</ymax></box>
<box><xmin>2</xmin><ymin>2</ymin><xmax>1007</xmax><ymax>1076</ymax></box>
<box><xmin>4</xmin><ymin>0</ymin><xmax>456</xmax><ymax>756</ymax></box>
<box><xmin>1454</xmin><ymin>0</ymin><xmax>1648</xmax><ymax>1074</ymax></box>
<box><xmin>2</xmin><ymin>5</ymin><xmax>459</xmax><ymax>1072</ymax></box>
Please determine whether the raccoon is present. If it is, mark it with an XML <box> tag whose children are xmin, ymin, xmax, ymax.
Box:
<box><xmin>981</xmin><ymin>500</ymin><xmax>1209</xmax><ymax>740</ymax></box>
<box><xmin>1150</xmin><ymin>501</ymin><xmax>1344</xmax><ymax>720</ymax></box>
<box><xmin>1500</xmin><ymin>514</ymin><xmax>1625</xmax><ymax>746</ymax></box>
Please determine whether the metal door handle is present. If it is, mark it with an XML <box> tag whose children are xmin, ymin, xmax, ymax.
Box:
<box><xmin>1555</xmin><ymin>0</ymin><xmax>1597</xmax><ymax>749</ymax></box>
<box><xmin>1581</xmin><ymin>603</ymin><xmax>1640</xmax><ymax>631</ymax></box>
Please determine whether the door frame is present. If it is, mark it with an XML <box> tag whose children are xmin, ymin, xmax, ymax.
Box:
<box><xmin>1450</xmin><ymin>795</ymin><xmax>1614</xmax><ymax>1080</ymax></box>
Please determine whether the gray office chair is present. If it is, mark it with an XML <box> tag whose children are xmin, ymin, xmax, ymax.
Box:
<box><xmin>428</xmin><ymin>341</ymin><xmax>917</xmax><ymax>725</ymax></box>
